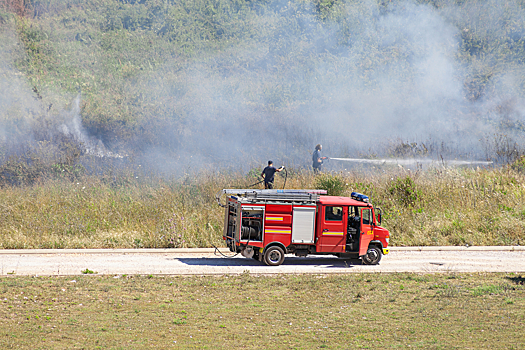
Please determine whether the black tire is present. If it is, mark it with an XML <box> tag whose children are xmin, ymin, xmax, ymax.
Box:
<box><xmin>361</xmin><ymin>246</ymin><xmax>382</xmax><ymax>265</ymax></box>
<box><xmin>263</xmin><ymin>246</ymin><xmax>285</xmax><ymax>266</ymax></box>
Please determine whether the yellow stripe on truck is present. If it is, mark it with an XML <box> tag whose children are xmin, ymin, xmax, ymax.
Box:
<box><xmin>324</xmin><ymin>231</ymin><xmax>344</xmax><ymax>236</ymax></box>
<box><xmin>266</xmin><ymin>217</ymin><xmax>283</xmax><ymax>221</ymax></box>
<box><xmin>265</xmin><ymin>229</ymin><xmax>291</xmax><ymax>234</ymax></box>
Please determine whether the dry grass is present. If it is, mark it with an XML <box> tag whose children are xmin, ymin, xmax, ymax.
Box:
<box><xmin>0</xmin><ymin>273</ymin><xmax>523</xmax><ymax>349</ymax></box>
<box><xmin>372</xmin><ymin>167</ymin><xmax>525</xmax><ymax>246</ymax></box>
<box><xmin>0</xmin><ymin>166</ymin><xmax>524</xmax><ymax>249</ymax></box>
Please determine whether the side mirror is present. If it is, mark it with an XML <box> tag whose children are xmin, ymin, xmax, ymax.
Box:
<box><xmin>376</xmin><ymin>209</ymin><xmax>382</xmax><ymax>226</ymax></box>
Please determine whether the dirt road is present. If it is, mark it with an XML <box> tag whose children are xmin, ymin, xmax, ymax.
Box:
<box><xmin>1</xmin><ymin>246</ymin><xmax>524</xmax><ymax>276</ymax></box>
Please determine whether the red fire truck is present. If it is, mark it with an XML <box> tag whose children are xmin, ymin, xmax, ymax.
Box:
<box><xmin>220</xmin><ymin>189</ymin><xmax>390</xmax><ymax>266</ymax></box>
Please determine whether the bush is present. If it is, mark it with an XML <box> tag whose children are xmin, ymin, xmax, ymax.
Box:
<box><xmin>510</xmin><ymin>156</ymin><xmax>525</xmax><ymax>173</ymax></box>
<box><xmin>388</xmin><ymin>176</ymin><xmax>420</xmax><ymax>207</ymax></box>
<box><xmin>314</xmin><ymin>173</ymin><xmax>346</xmax><ymax>196</ymax></box>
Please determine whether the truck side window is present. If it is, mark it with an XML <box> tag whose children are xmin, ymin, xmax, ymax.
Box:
<box><xmin>362</xmin><ymin>209</ymin><xmax>371</xmax><ymax>225</ymax></box>
<box><xmin>325</xmin><ymin>206</ymin><xmax>343</xmax><ymax>221</ymax></box>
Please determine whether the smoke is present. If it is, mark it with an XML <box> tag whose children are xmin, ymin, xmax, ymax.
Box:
<box><xmin>0</xmin><ymin>25</ymin><xmax>43</xmax><ymax>156</ymax></box>
<box><xmin>137</xmin><ymin>0</ymin><xmax>525</xmax><ymax>174</ymax></box>
<box><xmin>310</xmin><ymin>1</ymin><xmax>466</xmax><ymax>139</ymax></box>
<box><xmin>58</xmin><ymin>96</ymin><xmax>124</xmax><ymax>158</ymax></box>
<box><xmin>0</xmin><ymin>23</ymin><xmax>118</xmax><ymax>162</ymax></box>
<box><xmin>2</xmin><ymin>0</ymin><xmax>525</xmax><ymax>177</ymax></box>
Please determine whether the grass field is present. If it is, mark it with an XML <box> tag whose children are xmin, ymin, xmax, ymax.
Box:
<box><xmin>0</xmin><ymin>273</ymin><xmax>523</xmax><ymax>349</ymax></box>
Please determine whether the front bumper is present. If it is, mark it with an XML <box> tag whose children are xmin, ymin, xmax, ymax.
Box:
<box><xmin>383</xmin><ymin>248</ymin><xmax>389</xmax><ymax>255</ymax></box>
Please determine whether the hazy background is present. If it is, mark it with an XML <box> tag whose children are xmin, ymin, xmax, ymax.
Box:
<box><xmin>1</xmin><ymin>0</ymin><xmax>525</xmax><ymax>179</ymax></box>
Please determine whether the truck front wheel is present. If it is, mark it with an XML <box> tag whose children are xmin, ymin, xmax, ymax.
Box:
<box><xmin>362</xmin><ymin>246</ymin><xmax>382</xmax><ymax>265</ymax></box>
<box><xmin>264</xmin><ymin>246</ymin><xmax>285</xmax><ymax>266</ymax></box>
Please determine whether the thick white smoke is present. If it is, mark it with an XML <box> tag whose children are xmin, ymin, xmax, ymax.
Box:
<box><xmin>138</xmin><ymin>0</ymin><xmax>525</xmax><ymax>172</ymax></box>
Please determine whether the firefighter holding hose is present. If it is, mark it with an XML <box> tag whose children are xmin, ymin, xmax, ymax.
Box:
<box><xmin>312</xmin><ymin>144</ymin><xmax>328</xmax><ymax>173</ymax></box>
<box><xmin>261</xmin><ymin>160</ymin><xmax>284</xmax><ymax>189</ymax></box>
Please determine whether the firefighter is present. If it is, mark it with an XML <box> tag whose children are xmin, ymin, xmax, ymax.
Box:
<box><xmin>312</xmin><ymin>144</ymin><xmax>328</xmax><ymax>173</ymax></box>
<box><xmin>261</xmin><ymin>160</ymin><xmax>283</xmax><ymax>189</ymax></box>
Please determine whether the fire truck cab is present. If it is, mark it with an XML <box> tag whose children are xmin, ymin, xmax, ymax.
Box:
<box><xmin>221</xmin><ymin>189</ymin><xmax>390</xmax><ymax>266</ymax></box>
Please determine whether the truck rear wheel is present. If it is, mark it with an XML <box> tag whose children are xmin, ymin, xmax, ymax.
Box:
<box><xmin>362</xmin><ymin>246</ymin><xmax>382</xmax><ymax>265</ymax></box>
<box><xmin>264</xmin><ymin>246</ymin><xmax>285</xmax><ymax>266</ymax></box>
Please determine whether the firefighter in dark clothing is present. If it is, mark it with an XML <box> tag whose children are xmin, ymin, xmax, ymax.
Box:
<box><xmin>261</xmin><ymin>160</ymin><xmax>284</xmax><ymax>189</ymax></box>
<box><xmin>312</xmin><ymin>144</ymin><xmax>328</xmax><ymax>173</ymax></box>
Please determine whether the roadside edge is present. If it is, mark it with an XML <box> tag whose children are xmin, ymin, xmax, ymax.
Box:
<box><xmin>0</xmin><ymin>246</ymin><xmax>523</xmax><ymax>255</ymax></box>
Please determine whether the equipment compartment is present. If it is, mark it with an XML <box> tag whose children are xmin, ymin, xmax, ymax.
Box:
<box><xmin>241</xmin><ymin>207</ymin><xmax>264</xmax><ymax>242</ymax></box>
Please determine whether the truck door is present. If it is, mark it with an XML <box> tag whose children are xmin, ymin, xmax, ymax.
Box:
<box><xmin>359</xmin><ymin>207</ymin><xmax>374</xmax><ymax>256</ymax></box>
<box><xmin>346</xmin><ymin>206</ymin><xmax>360</xmax><ymax>252</ymax></box>
<box><xmin>317</xmin><ymin>205</ymin><xmax>346</xmax><ymax>253</ymax></box>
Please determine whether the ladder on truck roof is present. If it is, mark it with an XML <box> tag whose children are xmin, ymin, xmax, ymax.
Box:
<box><xmin>222</xmin><ymin>189</ymin><xmax>327</xmax><ymax>202</ymax></box>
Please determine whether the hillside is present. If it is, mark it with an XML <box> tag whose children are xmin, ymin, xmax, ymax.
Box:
<box><xmin>1</xmin><ymin>0</ymin><xmax>525</xmax><ymax>179</ymax></box>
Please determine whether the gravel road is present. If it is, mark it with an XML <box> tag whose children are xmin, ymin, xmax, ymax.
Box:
<box><xmin>1</xmin><ymin>247</ymin><xmax>524</xmax><ymax>276</ymax></box>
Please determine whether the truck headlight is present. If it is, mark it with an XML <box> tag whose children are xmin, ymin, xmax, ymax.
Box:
<box><xmin>386</xmin><ymin>238</ymin><xmax>389</xmax><ymax>244</ymax></box>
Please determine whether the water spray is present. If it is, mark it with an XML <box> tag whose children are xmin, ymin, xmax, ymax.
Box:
<box><xmin>329</xmin><ymin>158</ymin><xmax>493</xmax><ymax>166</ymax></box>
